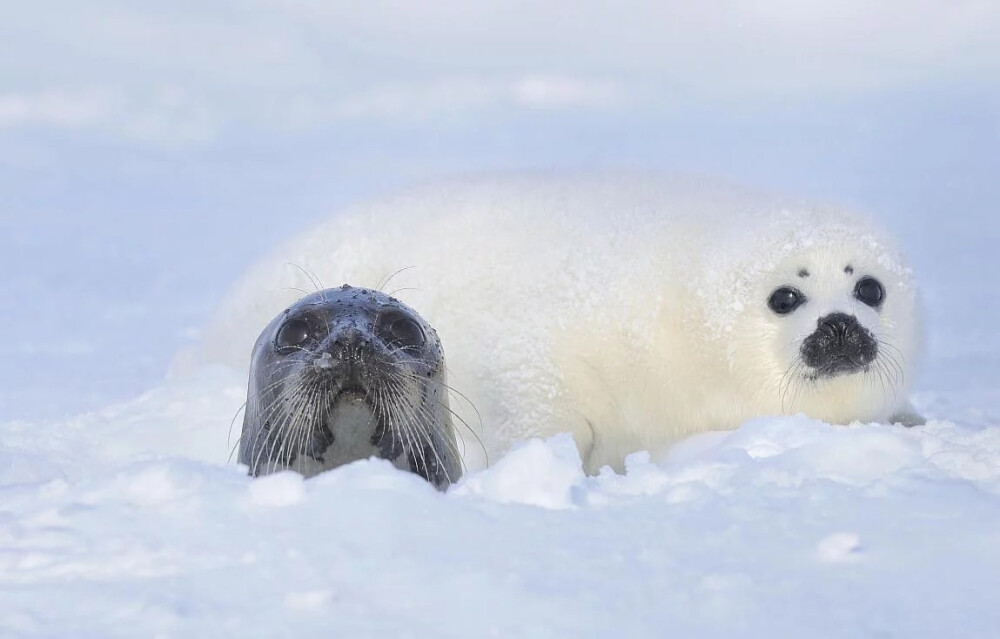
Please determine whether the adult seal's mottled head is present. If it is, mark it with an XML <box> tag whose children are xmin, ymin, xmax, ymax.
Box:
<box><xmin>238</xmin><ymin>285</ymin><xmax>461</xmax><ymax>489</ymax></box>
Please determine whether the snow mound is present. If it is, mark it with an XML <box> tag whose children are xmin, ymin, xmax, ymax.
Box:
<box><xmin>2</xmin><ymin>370</ymin><xmax>999</xmax><ymax>637</ymax></box>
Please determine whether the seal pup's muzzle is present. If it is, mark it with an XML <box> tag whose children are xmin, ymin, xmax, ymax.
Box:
<box><xmin>800</xmin><ymin>312</ymin><xmax>878</xmax><ymax>379</ymax></box>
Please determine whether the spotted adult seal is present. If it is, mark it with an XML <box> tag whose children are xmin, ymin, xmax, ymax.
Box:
<box><xmin>204</xmin><ymin>175</ymin><xmax>923</xmax><ymax>474</ymax></box>
<box><xmin>238</xmin><ymin>285</ymin><xmax>461</xmax><ymax>489</ymax></box>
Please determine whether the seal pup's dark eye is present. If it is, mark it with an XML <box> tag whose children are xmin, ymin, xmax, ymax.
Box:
<box><xmin>768</xmin><ymin>287</ymin><xmax>805</xmax><ymax>315</ymax></box>
<box><xmin>276</xmin><ymin>318</ymin><xmax>311</xmax><ymax>349</ymax></box>
<box><xmin>378</xmin><ymin>312</ymin><xmax>425</xmax><ymax>350</ymax></box>
<box><xmin>854</xmin><ymin>277</ymin><xmax>885</xmax><ymax>308</ymax></box>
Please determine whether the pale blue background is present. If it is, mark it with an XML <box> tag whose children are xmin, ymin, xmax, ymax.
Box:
<box><xmin>1</xmin><ymin>2</ymin><xmax>997</xmax><ymax>419</ymax></box>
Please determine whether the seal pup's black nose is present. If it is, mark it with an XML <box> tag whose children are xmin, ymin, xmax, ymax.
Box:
<box><xmin>818</xmin><ymin>313</ymin><xmax>855</xmax><ymax>341</ymax></box>
<box><xmin>801</xmin><ymin>312</ymin><xmax>878</xmax><ymax>377</ymax></box>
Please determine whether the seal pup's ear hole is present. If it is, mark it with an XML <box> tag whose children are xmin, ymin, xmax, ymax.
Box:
<box><xmin>798</xmin><ymin>268</ymin><xmax>809</xmax><ymax>278</ymax></box>
<box><xmin>767</xmin><ymin>287</ymin><xmax>806</xmax><ymax>315</ymax></box>
<box><xmin>275</xmin><ymin>318</ymin><xmax>311</xmax><ymax>350</ymax></box>
<box><xmin>854</xmin><ymin>277</ymin><xmax>885</xmax><ymax>308</ymax></box>
<box><xmin>377</xmin><ymin>312</ymin><xmax>425</xmax><ymax>350</ymax></box>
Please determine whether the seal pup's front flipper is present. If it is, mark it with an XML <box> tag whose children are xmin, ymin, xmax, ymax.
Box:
<box><xmin>890</xmin><ymin>402</ymin><xmax>926</xmax><ymax>427</ymax></box>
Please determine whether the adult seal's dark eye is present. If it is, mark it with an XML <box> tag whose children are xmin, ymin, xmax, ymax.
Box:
<box><xmin>854</xmin><ymin>277</ymin><xmax>885</xmax><ymax>308</ymax></box>
<box><xmin>275</xmin><ymin>318</ymin><xmax>310</xmax><ymax>349</ymax></box>
<box><xmin>768</xmin><ymin>287</ymin><xmax>805</xmax><ymax>315</ymax></box>
<box><xmin>378</xmin><ymin>313</ymin><xmax>425</xmax><ymax>350</ymax></box>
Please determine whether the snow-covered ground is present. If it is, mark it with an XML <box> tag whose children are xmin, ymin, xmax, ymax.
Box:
<box><xmin>2</xmin><ymin>3</ymin><xmax>999</xmax><ymax>637</ymax></box>
<box><xmin>2</xmin><ymin>364</ymin><xmax>1000</xmax><ymax>637</ymax></box>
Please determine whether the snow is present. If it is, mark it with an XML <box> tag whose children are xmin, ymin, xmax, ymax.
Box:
<box><xmin>2</xmin><ymin>353</ymin><xmax>1000</xmax><ymax>637</ymax></box>
<box><xmin>454</xmin><ymin>434</ymin><xmax>586</xmax><ymax>508</ymax></box>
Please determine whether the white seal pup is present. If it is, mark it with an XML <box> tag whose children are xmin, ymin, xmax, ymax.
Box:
<box><xmin>197</xmin><ymin>175</ymin><xmax>923</xmax><ymax>474</ymax></box>
<box><xmin>238</xmin><ymin>285</ymin><xmax>462</xmax><ymax>489</ymax></box>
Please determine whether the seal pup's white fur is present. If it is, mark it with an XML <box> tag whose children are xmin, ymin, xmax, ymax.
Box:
<box><xmin>193</xmin><ymin>175</ymin><xmax>922</xmax><ymax>473</ymax></box>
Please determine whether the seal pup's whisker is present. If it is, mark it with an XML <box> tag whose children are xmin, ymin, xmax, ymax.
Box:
<box><xmin>779</xmin><ymin>357</ymin><xmax>804</xmax><ymax>412</ymax></box>
<box><xmin>874</xmin><ymin>337</ymin><xmax>906</xmax><ymax>388</ymax></box>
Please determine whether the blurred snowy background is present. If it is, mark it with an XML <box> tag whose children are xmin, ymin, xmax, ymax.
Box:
<box><xmin>1</xmin><ymin>3</ymin><xmax>997</xmax><ymax>419</ymax></box>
